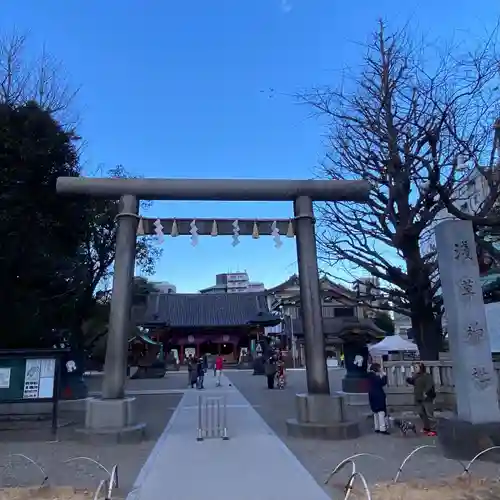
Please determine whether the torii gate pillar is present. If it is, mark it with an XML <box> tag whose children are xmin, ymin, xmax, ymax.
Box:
<box><xmin>294</xmin><ymin>196</ymin><xmax>329</xmax><ymax>394</ymax></box>
<box><xmin>57</xmin><ymin>176</ymin><xmax>370</xmax><ymax>441</ymax></box>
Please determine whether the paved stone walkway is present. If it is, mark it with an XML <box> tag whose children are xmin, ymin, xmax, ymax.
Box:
<box><xmin>127</xmin><ymin>374</ymin><xmax>330</xmax><ymax>500</ymax></box>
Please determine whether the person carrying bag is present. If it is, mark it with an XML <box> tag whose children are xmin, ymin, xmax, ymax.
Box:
<box><xmin>406</xmin><ymin>362</ymin><xmax>437</xmax><ymax>436</ymax></box>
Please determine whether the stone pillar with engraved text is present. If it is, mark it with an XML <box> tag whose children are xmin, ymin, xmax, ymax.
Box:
<box><xmin>435</xmin><ymin>220</ymin><xmax>500</xmax><ymax>424</ymax></box>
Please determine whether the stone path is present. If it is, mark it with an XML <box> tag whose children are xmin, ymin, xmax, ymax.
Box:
<box><xmin>127</xmin><ymin>374</ymin><xmax>330</xmax><ymax>500</ymax></box>
<box><xmin>225</xmin><ymin>370</ymin><xmax>500</xmax><ymax>498</ymax></box>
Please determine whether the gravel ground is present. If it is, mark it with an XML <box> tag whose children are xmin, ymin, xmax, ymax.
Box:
<box><xmin>226</xmin><ymin>369</ymin><xmax>500</xmax><ymax>499</ymax></box>
<box><xmin>0</xmin><ymin>372</ymin><xmax>187</xmax><ymax>495</ymax></box>
<box><xmin>5</xmin><ymin>368</ymin><xmax>497</xmax><ymax>498</ymax></box>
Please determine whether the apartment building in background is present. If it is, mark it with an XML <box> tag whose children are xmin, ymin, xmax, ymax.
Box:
<box><xmin>152</xmin><ymin>281</ymin><xmax>177</xmax><ymax>294</ymax></box>
<box><xmin>199</xmin><ymin>272</ymin><xmax>265</xmax><ymax>294</ymax></box>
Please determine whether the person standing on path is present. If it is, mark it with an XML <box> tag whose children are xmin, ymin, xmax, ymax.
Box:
<box><xmin>367</xmin><ymin>363</ymin><xmax>389</xmax><ymax>435</ymax></box>
<box><xmin>189</xmin><ymin>358</ymin><xmax>198</xmax><ymax>388</ymax></box>
<box><xmin>187</xmin><ymin>355</ymin><xmax>194</xmax><ymax>387</ymax></box>
<box><xmin>215</xmin><ymin>354</ymin><xmax>224</xmax><ymax>387</ymax></box>
<box><xmin>276</xmin><ymin>354</ymin><xmax>286</xmax><ymax>389</ymax></box>
<box><xmin>406</xmin><ymin>362</ymin><xmax>437</xmax><ymax>436</ymax></box>
<box><xmin>265</xmin><ymin>354</ymin><xmax>277</xmax><ymax>389</ymax></box>
<box><xmin>196</xmin><ymin>357</ymin><xmax>205</xmax><ymax>389</ymax></box>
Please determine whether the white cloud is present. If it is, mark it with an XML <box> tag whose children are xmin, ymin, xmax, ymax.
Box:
<box><xmin>280</xmin><ymin>0</ymin><xmax>292</xmax><ymax>13</ymax></box>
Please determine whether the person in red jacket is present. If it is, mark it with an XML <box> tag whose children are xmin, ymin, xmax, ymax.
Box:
<box><xmin>215</xmin><ymin>355</ymin><xmax>224</xmax><ymax>387</ymax></box>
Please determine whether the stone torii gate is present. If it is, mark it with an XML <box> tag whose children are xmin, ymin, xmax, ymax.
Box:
<box><xmin>57</xmin><ymin>177</ymin><xmax>370</xmax><ymax>441</ymax></box>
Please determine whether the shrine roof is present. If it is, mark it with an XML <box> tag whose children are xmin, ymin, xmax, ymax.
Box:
<box><xmin>266</xmin><ymin>274</ymin><xmax>355</xmax><ymax>298</ymax></box>
<box><xmin>138</xmin><ymin>292</ymin><xmax>270</xmax><ymax>328</ymax></box>
<box><xmin>289</xmin><ymin>317</ymin><xmax>384</xmax><ymax>339</ymax></box>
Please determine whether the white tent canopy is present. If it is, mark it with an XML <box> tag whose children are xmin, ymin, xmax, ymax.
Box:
<box><xmin>369</xmin><ymin>335</ymin><xmax>419</xmax><ymax>356</ymax></box>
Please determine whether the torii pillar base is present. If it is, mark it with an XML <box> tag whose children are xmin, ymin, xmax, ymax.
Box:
<box><xmin>286</xmin><ymin>393</ymin><xmax>360</xmax><ymax>440</ymax></box>
<box><xmin>74</xmin><ymin>397</ymin><xmax>146</xmax><ymax>444</ymax></box>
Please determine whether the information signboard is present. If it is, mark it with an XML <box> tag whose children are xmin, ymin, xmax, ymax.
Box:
<box><xmin>0</xmin><ymin>349</ymin><xmax>67</xmax><ymax>436</ymax></box>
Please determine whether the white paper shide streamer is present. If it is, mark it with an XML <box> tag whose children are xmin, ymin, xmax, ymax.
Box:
<box><xmin>190</xmin><ymin>220</ymin><xmax>199</xmax><ymax>246</ymax></box>
<box><xmin>210</xmin><ymin>220</ymin><xmax>218</xmax><ymax>236</ymax></box>
<box><xmin>252</xmin><ymin>221</ymin><xmax>260</xmax><ymax>239</ymax></box>
<box><xmin>271</xmin><ymin>221</ymin><xmax>282</xmax><ymax>248</ymax></box>
<box><xmin>136</xmin><ymin>217</ymin><xmax>145</xmax><ymax>236</ymax></box>
<box><xmin>153</xmin><ymin>218</ymin><xmax>164</xmax><ymax>244</ymax></box>
<box><xmin>171</xmin><ymin>219</ymin><xmax>179</xmax><ymax>237</ymax></box>
<box><xmin>232</xmin><ymin>220</ymin><xmax>240</xmax><ymax>246</ymax></box>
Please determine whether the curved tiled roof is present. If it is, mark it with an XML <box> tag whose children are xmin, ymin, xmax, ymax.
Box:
<box><xmin>139</xmin><ymin>292</ymin><xmax>270</xmax><ymax>328</ymax></box>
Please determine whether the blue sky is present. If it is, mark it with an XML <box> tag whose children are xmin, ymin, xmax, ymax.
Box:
<box><xmin>1</xmin><ymin>0</ymin><xmax>497</xmax><ymax>292</ymax></box>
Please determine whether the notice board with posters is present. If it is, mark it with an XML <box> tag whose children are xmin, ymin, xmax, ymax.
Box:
<box><xmin>0</xmin><ymin>349</ymin><xmax>67</xmax><ymax>435</ymax></box>
<box><xmin>0</xmin><ymin>355</ymin><xmax>59</xmax><ymax>402</ymax></box>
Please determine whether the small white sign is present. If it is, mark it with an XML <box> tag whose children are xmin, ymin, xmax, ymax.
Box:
<box><xmin>25</xmin><ymin>359</ymin><xmax>41</xmax><ymax>383</ymax></box>
<box><xmin>38</xmin><ymin>377</ymin><xmax>54</xmax><ymax>398</ymax></box>
<box><xmin>0</xmin><ymin>368</ymin><xmax>11</xmax><ymax>388</ymax></box>
<box><xmin>23</xmin><ymin>359</ymin><xmax>41</xmax><ymax>398</ymax></box>
<box><xmin>40</xmin><ymin>359</ymin><xmax>55</xmax><ymax>378</ymax></box>
<box><xmin>23</xmin><ymin>358</ymin><xmax>55</xmax><ymax>399</ymax></box>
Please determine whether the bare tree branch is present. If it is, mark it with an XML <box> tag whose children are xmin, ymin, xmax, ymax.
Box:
<box><xmin>301</xmin><ymin>21</ymin><xmax>499</xmax><ymax>358</ymax></box>
<box><xmin>0</xmin><ymin>31</ymin><xmax>79</xmax><ymax>122</ymax></box>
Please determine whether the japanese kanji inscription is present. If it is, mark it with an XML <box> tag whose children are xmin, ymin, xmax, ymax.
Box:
<box><xmin>454</xmin><ymin>240</ymin><xmax>473</xmax><ymax>261</ymax></box>
<box><xmin>459</xmin><ymin>277</ymin><xmax>476</xmax><ymax>297</ymax></box>
<box><xmin>435</xmin><ymin>220</ymin><xmax>500</xmax><ymax>423</ymax></box>
<box><xmin>465</xmin><ymin>322</ymin><xmax>485</xmax><ymax>345</ymax></box>
<box><xmin>471</xmin><ymin>366</ymin><xmax>492</xmax><ymax>390</ymax></box>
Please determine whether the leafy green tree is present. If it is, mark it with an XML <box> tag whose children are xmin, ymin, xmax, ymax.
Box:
<box><xmin>0</xmin><ymin>101</ymin><xmax>88</xmax><ymax>347</ymax></box>
<box><xmin>0</xmin><ymin>34</ymin><xmax>162</xmax><ymax>352</ymax></box>
<box><xmin>70</xmin><ymin>166</ymin><xmax>162</xmax><ymax>343</ymax></box>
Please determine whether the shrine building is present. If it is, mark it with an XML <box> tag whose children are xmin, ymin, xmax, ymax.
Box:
<box><xmin>266</xmin><ymin>274</ymin><xmax>385</xmax><ymax>363</ymax></box>
<box><xmin>136</xmin><ymin>292</ymin><xmax>271</xmax><ymax>363</ymax></box>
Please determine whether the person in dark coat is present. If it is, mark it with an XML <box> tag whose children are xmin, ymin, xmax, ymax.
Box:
<box><xmin>189</xmin><ymin>358</ymin><xmax>198</xmax><ymax>389</ymax></box>
<box><xmin>196</xmin><ymin>358</ymin><xmax>205</xmax><ymax>389</ymax></box>
<box><xmin>368</xmin><ymin>363</ymin><xmax>389</xmax><ymax>435</ymax></box>
<box><xmin>265</xmin><ymin>355</ymin><xmax>277</xmax><ymax>389</ymax></box>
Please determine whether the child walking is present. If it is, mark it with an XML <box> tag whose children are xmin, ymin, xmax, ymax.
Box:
<box><xmin>368</xmin><ymin>363</ymin><xmax>389</xmax><ymax>435</ymax></box>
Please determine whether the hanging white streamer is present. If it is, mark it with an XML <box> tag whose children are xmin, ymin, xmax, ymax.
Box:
<box><xmin>271</xmin><ymin>221</ymin><xmax>282</xmax><ymax>248</ymax></box>
<box><xmin>190</xmin><ymin>220</ymin><xmax>199</xmax><ymax>246</ymax></box>
<box><xmin>232</xmin><ymin>220</ymin><xmax>240</xmax><ymax>246</ymax></box>
<box><xmin>153</xmin><ymin>219</ymin><xmax>164</xmax><ymax>244</ymax></box>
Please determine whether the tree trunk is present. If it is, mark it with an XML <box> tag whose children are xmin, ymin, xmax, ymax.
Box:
<box><xmin>409</xmin><ymin>294</ymin><xmax>441</xmax><ymax>360</ymax></box>
<box><xmin>403</xmin><ymin>241</ymin><xmax>442</xmax><ymax>360</ymax></box>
